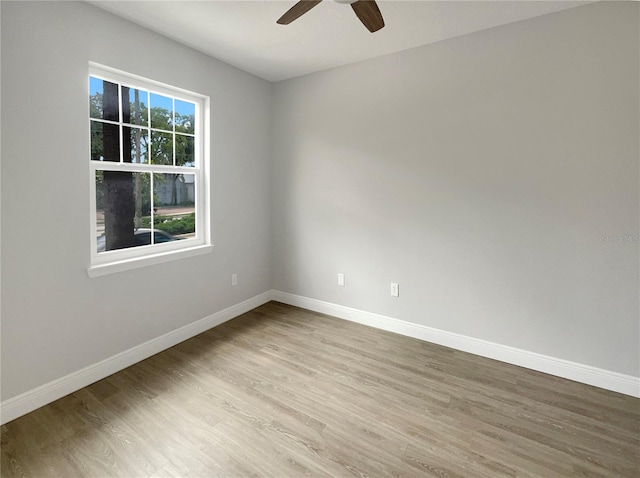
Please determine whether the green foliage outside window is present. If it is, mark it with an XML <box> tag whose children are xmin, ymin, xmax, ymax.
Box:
<box><xmin>141</xmin><ymin>213</ymin><xmax>196</xmax><ymax>235</ymax></box>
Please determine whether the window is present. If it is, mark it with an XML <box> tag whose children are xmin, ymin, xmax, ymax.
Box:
<box><xmin>88</xmin><ymin>64</ymin><xmax>211</xmax><ymax>277</ymax></box>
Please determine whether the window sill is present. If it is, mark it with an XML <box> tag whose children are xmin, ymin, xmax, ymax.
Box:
<box><xmin>87</xmin><ymin>244</ymin><xmax>213</xmax><ymax>278</ymax></box>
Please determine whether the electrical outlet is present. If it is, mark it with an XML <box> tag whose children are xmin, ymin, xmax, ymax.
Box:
<box><xmin>390</xmin><ymin>282</ymin><xmax>399</xmax><ymax>297</ymax></box>
<box><xmin>232</xmin><ymin>273</ymin><xmax>238</xmax><ymax>286</ymax></box>
<box><xmin>338</xmin><ymin>273</ymin><xmax>345</xmax><ymax>286</ymax></box>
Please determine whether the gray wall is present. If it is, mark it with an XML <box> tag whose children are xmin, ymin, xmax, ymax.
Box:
<box><xmin>1</xmin><ymin>1</ymin><xmax>272</xmax><ymax>400</ymax></box>
<box><xmin>271</xmin><ymin>1</ymin><xmax>639</xmax><ymax>377</ymax></box>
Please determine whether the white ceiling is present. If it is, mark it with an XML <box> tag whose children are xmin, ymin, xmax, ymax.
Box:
<box><xmin>89</xmin><ymin>0</ymin><xmax>592</xmax><ymax>82</ymax></box>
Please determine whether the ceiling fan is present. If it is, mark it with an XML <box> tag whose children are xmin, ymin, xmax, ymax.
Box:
<box><xmin>277</xmin><ymin>0</ymin><xmax>385</xmax><ymax>33</ymax></box>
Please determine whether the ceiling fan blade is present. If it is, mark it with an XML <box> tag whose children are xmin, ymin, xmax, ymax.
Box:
<box><xmin>351</xmin><ymin>0</ymin><xmax>385</xmax><ymax>32</ymax></box>
<box><xmin>277</xmin><ymin>0</ymin><xmax>323</xmax><ymax>25</ymax></box>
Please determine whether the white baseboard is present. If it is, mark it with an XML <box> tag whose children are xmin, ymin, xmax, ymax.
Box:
<box><xmin>0</xmin><ymin>291</ymin><xmax>272</xmax><ymax>425</ymax></box>
<box><xmin>3</xmin><ymin>289</ymin><xmax>638</xmax><ymax>425</ymax></box>
<box><xmin>270</xmin><ymin>290</ymin><xmax>640</xmax><ymax>398</ymax></box>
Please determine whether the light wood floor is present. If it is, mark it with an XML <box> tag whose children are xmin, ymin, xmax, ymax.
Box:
<box><xmin>2</xmin><ymin>302</ymin><xmax>638</xmax><ymax>477</ymax></box>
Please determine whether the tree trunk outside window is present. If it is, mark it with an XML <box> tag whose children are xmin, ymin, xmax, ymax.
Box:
<box><xmin>103</xmin><ymin>82</ymin><xmax>135</xmax><ymax>251</ymax></box>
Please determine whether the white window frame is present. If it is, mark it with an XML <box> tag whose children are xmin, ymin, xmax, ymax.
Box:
<box><xmin>87</xmin><ymin>63</ymin><xmax>212</xmax><ymax>278</ymax></box>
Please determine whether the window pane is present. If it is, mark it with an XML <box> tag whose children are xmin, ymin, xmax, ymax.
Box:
<box><xmin>153</xmin><ymin>173</ymin><xmax>196</xmax><ymax>240</ymax></box>
<box><xmin>91</xmin><ymin>121</ymin><xmax>120</xmax><ymax>162</ymax></box>
<box><xmin>150</xmin><ymin>93</ymin><xmax>173</xmax><ymax>131</ymax></box>
<box><xmin>150</xmin><ymin>131</ymin><xmax>173</xmax><ymax>165</ymax></box>
<box><xmin>175</xmin><ymin>100</ymin><xmax>195</xmax><ymax>134</ymax></box>
<box><xmin>95</xmin><ymin>170</ymin><xmax>105</xmax><ymax>245</ymax></box>
<box><xmin>175</xmin><ymin>134</ymin><xmax>195</xmax><ymax>167</ymax></box>
<box><xmin>89</xmin><ymin>77</ymin><xmax>103</xmax><ymax>119</ymax></box>
<box><xmin>89</xmin><ymin>77</ymin><xmax>119</xmax><ymax>121</ymax></box>
<box><xmin>90</xmin><ymin>121</ymin><xmax>103</xmax><ymax>161</ymax></box>
<box><xmin>122</xmin><ymin>86</ymin><xmax>149</xmax><ymax>126</ymax></box>
<box><xmin>124</xmin><ymin>126</ymin><xmax>148</xmax><ymax>164</ymax></box>
<box><xmin>96</xmin><ymin>171</ymin><xmax>152</xmax><ymax>252</ymax></box>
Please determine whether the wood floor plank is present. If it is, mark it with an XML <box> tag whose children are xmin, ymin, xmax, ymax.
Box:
<box><xmin>2</xmin><ymin>301</ymin><xmax>638</xmax><ymax>477</ymax></box>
